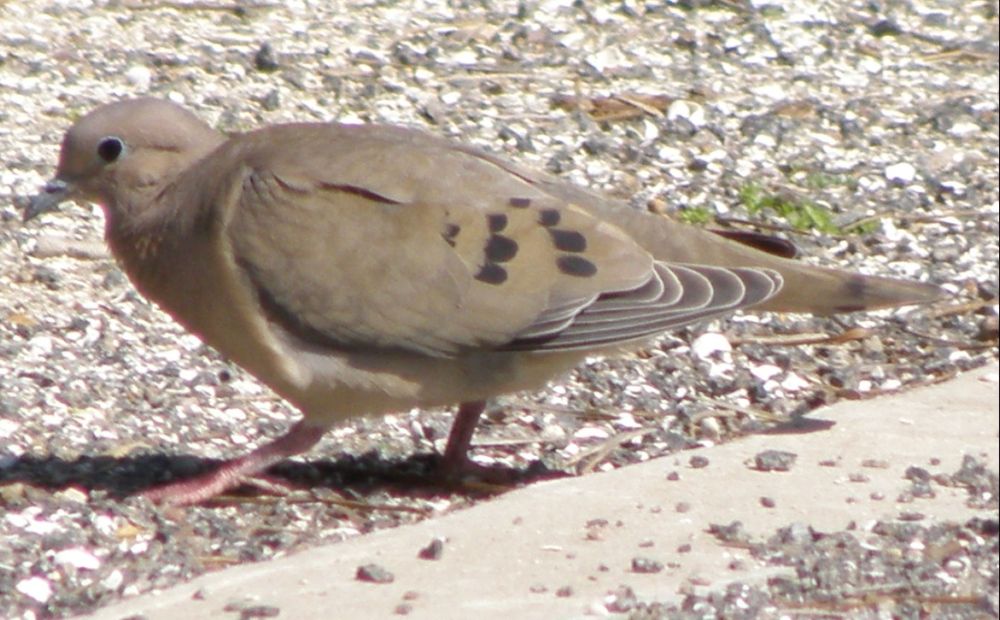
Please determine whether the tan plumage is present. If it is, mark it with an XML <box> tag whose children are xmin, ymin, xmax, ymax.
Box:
<box><xmin>25</xmin><ymin>98</ymin><xmax>941</xmax><ymax>504</ymax></box>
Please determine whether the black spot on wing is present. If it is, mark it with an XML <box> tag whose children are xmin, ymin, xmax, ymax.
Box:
<box><xmin>710</xmin><ymin>229</ymin><xmax>798</xmax><ymax>259</ymax></box>
<box><xmin>548</xmin><ymin>229</ymin><xmax>587</xmax><ymax>253</ymax></box>
<box><xmin>556</xmin><ymin>255</ymin><xmax>597</xmax><ymax>277</ymax></box>
<box><xmin>475</xmin><ymin>262</ymin><xmax>508</xmax><ymax>285</ymax></box>
<box><xmin>487</xmin><ymin>213</ymin><xmax>508</xmax><ymax>232</ymax></box>
<box><xmin>484</xmin><ymin>235</ymin><xmax>518</xmax><ymax>263</ymax></box>
<box><xmin>509</xmin><ymin>197</ymin><xmax>532</xmax><ymax>208</ymax></box>
<box><xmin>845</xmin><ymin>274</ymin><xmax>869</xmax><ymax>299</ymax></box>
<box><xmin>538</xmin><ymin>209</ymin><xmax>561</xmax><ymax>227</ymax></box>
<box><xmin>442</xmin><ymin>223</ymin><xmax>460</xmax><ymax>247</ymax></box>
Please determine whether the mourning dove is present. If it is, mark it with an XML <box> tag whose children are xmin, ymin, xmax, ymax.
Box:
<box><xmin>25</xmin><ymin>98</ymin><xmax>941</xmax><ymax>505</ymax></box>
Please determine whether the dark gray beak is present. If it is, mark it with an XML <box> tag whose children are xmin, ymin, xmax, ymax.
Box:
<box><xmin>24</xmin><ymin>179</ymin><xmax>72</xmax><ymax>223</ymax></box>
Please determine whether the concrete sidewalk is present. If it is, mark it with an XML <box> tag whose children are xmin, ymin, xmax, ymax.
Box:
<box><xmin>88</xmin><ymin>364</ymin><xmax>999</xmax><ymax>619</ymax></box>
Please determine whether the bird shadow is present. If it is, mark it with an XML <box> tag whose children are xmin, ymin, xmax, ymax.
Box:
<box><xmin>0</xmin><ymin>417</ymin><xmax>836</xmax><ymax>504</ymax></box>
<box><xmin>0</xmin><ymin>450</ymin><xmax>564</xmax><ymax>503</ymax></box>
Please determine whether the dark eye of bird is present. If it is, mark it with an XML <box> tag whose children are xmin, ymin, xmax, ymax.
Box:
<box><xmin>96</xmin><ymin>137</ymin><xmax>125</xmax><ymax>163</ymax></box>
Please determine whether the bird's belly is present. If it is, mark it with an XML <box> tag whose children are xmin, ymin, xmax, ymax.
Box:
<box><xmin>289</xmin><ymin>347</ymin><xmax>587</xmax><ymax>425</ymax></box>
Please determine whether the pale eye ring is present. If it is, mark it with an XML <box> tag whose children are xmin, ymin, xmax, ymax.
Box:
<box><xmin>96</xmin><ymin>136</ymin><xmax>125</xmax><ymax>163</ymax></box>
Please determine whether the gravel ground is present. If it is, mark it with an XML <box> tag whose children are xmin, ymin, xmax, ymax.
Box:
<box><xmin>624</xmin><ymin>455</ymin><xmax>1000</xmax><ymax>619</ymax></box>
<box><xmin>0</xmin><ymin>0</ymin><xmax>997</xmax><ymax>618</ymax></box>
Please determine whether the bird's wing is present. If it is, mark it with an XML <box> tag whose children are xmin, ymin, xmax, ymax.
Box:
<box><xmin>220</xmin><ymin>124</ymin><xmax>780</xmax><ymax>357</ymax></box>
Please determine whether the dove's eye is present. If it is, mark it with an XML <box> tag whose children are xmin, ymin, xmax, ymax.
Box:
<box><xmin>96</xmin><ymin>136</ymin><xmax>125</xmax><ymax>163</ymax></box>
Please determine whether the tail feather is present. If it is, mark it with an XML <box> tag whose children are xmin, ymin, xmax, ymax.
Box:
<box><xmin>552</xmin><ymin>190</ymin><xmax>943</xmax><ymax>314</ymax></box>
<box><xmin>749</xmin><ymin>259</ymin><xmax>942</xmax><ymax>314</ymax></box>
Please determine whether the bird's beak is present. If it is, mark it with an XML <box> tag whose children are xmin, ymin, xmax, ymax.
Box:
<box><xmin>24</xmin><ymin>178</ymin><xmax>73</xmax><ymax>222</ymax></box>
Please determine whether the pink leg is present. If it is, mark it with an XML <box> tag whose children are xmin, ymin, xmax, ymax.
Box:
<box><xmin>440</xmin><ymin>401</ymin><xmax>486</xmax><ymax>475</ymax></box>
<box><xmin>141</xmin><ymin>420</ymin><xmax>326</xmax><ymax>506</ymax></box>
<box><xmin>437</xmin><ymin>401</ymin><xmax>522</xmax><ymax>484</ymax></box>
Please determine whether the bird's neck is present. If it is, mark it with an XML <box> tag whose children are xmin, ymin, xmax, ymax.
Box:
<box><xmin>103</xmin><ymin>191</ymin><xmax>194</xmax><ymax>291</ymax></box>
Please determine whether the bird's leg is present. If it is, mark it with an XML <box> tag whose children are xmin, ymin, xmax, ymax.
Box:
<box><xmin>437</xmin><ymin>401</ymin><xmax>523</xmax><ymax>485</ymax></box>
<box><xmin>140</xmin><ymin>420</ymin><xmax>326</xmax><ymax>506</ymax></box>
<box><xmin>440</xmin><ymin>400</ymin><xmax>487</xmax><ymax>475</ymax></box>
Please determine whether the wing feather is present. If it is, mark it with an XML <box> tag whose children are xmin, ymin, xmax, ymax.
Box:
<box><xmin>221</xmin><ymin>125</ymin><xmax>782</xmax><ymax>359</ymax></box>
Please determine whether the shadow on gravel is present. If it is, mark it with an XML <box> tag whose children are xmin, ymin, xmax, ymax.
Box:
<box><xmin>0</xmin><ymin>417</ymin><xmax>844</xmax><ymax>503</ymax></box>
<box><xmin>0</xmin><ymin>451</ymin><xmax>565</xmax><ymax>501</ymax></box>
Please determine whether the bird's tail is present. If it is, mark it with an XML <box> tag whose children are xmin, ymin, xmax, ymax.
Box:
<box><xmin>579</xmin><ymin>202</ymin><xmax>942</xmax><ymax>315</ymax></box>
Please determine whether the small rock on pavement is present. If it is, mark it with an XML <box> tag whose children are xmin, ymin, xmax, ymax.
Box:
<box><xmin>356</xmin><ymin>563</ymin><xmax>395</xmax><ymax>584</ymax></box>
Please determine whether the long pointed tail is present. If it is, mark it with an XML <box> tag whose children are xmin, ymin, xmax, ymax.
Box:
<box><xmin>568</xmin><ymin>195</ymin><xmax>942</xmax><ymax>315</ymax></box>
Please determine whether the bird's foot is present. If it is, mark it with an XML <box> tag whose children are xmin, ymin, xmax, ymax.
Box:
<box><xmin>140</xmin><ymin>466</ymin><xmax>307</xmax><ymax>506</ymax></box>
<box><xmin>139</xmin><ymin>421</ymin><xmax>325</xmax><ymax>506</ymax></box>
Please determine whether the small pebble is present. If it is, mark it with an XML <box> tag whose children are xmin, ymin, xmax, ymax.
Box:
<box><xmin>240</xmin><ymin>606</ymin><xmax>280</xmax><ymax>619</ymax></box>
<box><xmin>689</xmin><ymin>455</ymin><xmax>710</xmax><ymax>469</ymax></box>
<box><xmin>631</xmin><ymin>557</ymin><xmax>664</xmax><ymax>574</ymax></box>
<box><xmin>751</xmin><ymin>450</ymin><xmax>797</xmax><ymax>472</ymax></box>
<box><xmin>356</xmin><ymin>564</ymin><xmax>394</xmax><ymax>584</ymax></box>
<box><xmin>15</xmin><ymin>577</ymin><xmax>52</xmax><ymax>604</ymax></box>
<box><xmin>223</xmin><ymin>597</ymin><xmax>259</xmax><ymax>612</ymax></box>
<box><xmin>125</xmin><ymin>65</ymin><xmax>152</xmax><ymax>90</ymax></box>
<box><xmin>861</xmin><ymin>458</ymin><xmax>891</xmax><ymax>469</ymax></box>
<box><xmin>691</xmin><ymin>332</ymin><xmax>731</xmax><ymax>358</ymax></box>
<box><xmin>688</xmin><ymin>574</ymin><xmax>711</xmax><ymax>587</ymax></box>
<box><xmin>417</xmin><ymin>538</ymin><xmax>444</xmax><ymax>560</ymax></box>
<box><xmin>885</xmin><ymin>161</ymin><xmax>917</xmax><ymax>183</ymax></box>
<box><xmin>707</xmin><ymin>521</ymin><xmax>749</xmax><ymax>544</ymax></box>
<box><xmin>255</xmin><ymin>42</ymin><xmax>280</xmax><ymax>71</ymax></box>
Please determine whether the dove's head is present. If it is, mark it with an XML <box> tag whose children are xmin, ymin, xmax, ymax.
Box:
<box><xmin>25</xmin><ymin>98</ymin><xmax>225</xmax><ymax>223</ymax></box>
